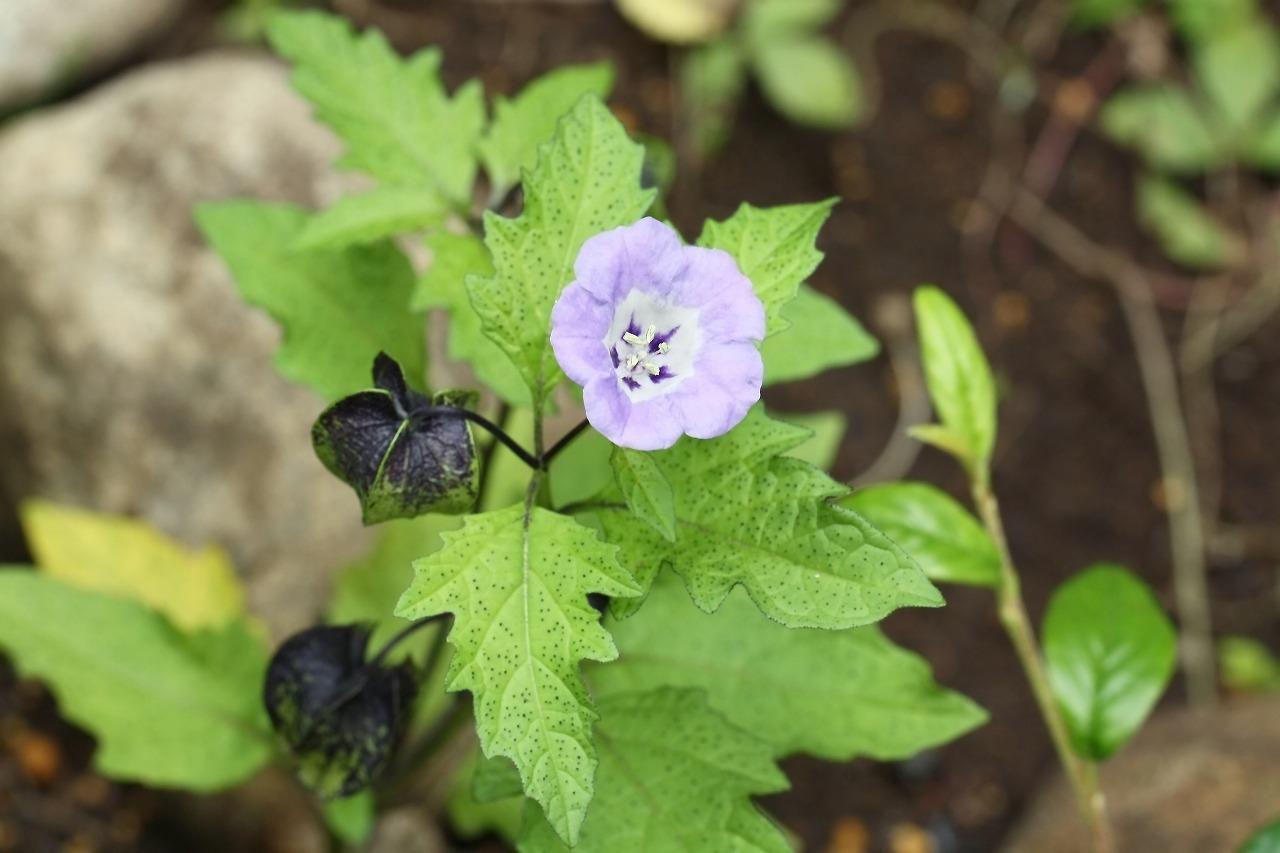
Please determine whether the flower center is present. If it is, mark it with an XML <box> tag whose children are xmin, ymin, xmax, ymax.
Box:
<box><xmin>604</xmin><ymin>290</ymin><xmax>700</xmax><ymax>402</ymax></box>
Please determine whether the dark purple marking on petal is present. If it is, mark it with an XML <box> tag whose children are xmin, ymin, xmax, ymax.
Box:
<box><xmin>649</xmin><ymin>326</ymin><xmax>680</xmax><ymax>354</ymax></box>
<box><xmin>621</xmin><ymin>376</ymin><xmax>642</xmax><ymax>391</ymax></box>
<box><xmin>626</xmin><ymin>316</ymin><xmax>642</xmax><ymax>338</ymax></box>
<box><xmin>647</xmin><ymin>365</ymin><xmax>675</xmax><ymax>384</ymax></box>
<box><xmin>610</xmin><ymin>346</ymin><xmax>620</xmax><ymax>368</ymax></box>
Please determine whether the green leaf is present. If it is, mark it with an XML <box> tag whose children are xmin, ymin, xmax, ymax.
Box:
<box><xmin>480</xmin><ymin>64</ymin><xmax>615</xmax><ymax>199</ymax></box>
<box><xmin>195</xmin><ymin>201</ymin><xmax>423</xmax><ymax>401</ymax></box>
<box><xmin>549</xmin><ymin>425</ymin><xmax>614</xmax><ymax>510</ymax></box>
<box><xmin>1217</xmin><ymin>635</ymin><xmax>1280</xmax><ymax>693</ymax></box>
<box><xmin>594</xmin><ymin>571</ymin><xmax>987</xmax><ymax>761</ymax></box>
<box><xmin>761</xmin><ymin>284</ymin><xmax>879</xmax><ymax>385</ymax></box>
<box><xmin>752</xmin><ymin>36</ymin><xmax>861</xmax><ymax>128</ymax></box>
<box><xmin>843</xmin><ymin>482</ymin><xmax>1001</xmax><ymax>588</ymax></box>
<box><xmin>1071</xmin><ymin>0</ymin><xmax>1148</xmax><ymax>27</ymax></box>
<box><xmin>323</xmin><ymin>791</ymin><xmax>375</xmax><ymax>846</ymax></box>
<box><xmin>294</xmin><ymin>186</ymin><xmax>449</xmax><ymax>251</ymax></box>
<box><xmin>468</xmin><ymin>96</ymin><xmax>655</xmax><ymax>404</ymax></box>
<box><xmin>1137</xmin><ymin>174</ymin><xmax>1244</xmax><ymax>269</ymax></box>
<box><xmin>595</xmin><ymin>408</ymin><xmax>941</xmax><ymax>629</ymax></box>
<box><xmin>678</xmin><ymin>40</ymin><xmax>748</xmax><ymax>156</ymax></box>
<box><xmin>20</xmin><ymin>501</ymin><xmax>246</xmax><ymax>633</ymax></box>
<box><xmin>1168</xmin><ymin>0</ymin><xmax>1257</xmax><ymax>43</ymax></box>
<box><xmin>1098</xmin><ymin>85</ymin><xmax>1220</xmax><ymax>173</ymax></box>
<box><xmin>1042</xmin><ymin>564</ymin><xmax>1177</xmax><ymax>760</ymax></box>
<box><xmin>1241</xmin><ymin>819</ymin><xmax>1280</xmax><ymax>853</ymax></box>
<box><xmin>0</xmin><ymin>570</ymin><xmax>272</xmax><ymax>790</ymax></box>
<box><xmin>1244</xmin><ymin>109</ymin><xmax>1280</xmax><ymax>171</ymax></box>
<box><xmin>1193</xmin><ymin>21</ymin><xmax>1280</xmax><ymax>132</ymax></box>
<box><xmin>394</xmin><ymin>506</ymin><xmax>640</xmax><ymax>845</ymax></box>
<box><xmin>913</xmin><ymin>285</ymin><xmax>998</xmax><ymax>482</ymax></box>
<box><xmin>698</xmin><ymin>198</ymin><xmax>837</xmax><ymax>335</ymax></box>
<box><xmin>448</xmin><ymin>750</ymin><xmax>524</xmax><ymax>843</ymax></box>
<box><xmin>267</xmin><ymin>10</ymin><xmax>484</xmax><ymax>204</ymax></box>
<box><xmin>518</xmin><ymin>688</ymin><xmax>790</xmax><ymax>853</ymax></box>
<box><xmin>782</xmin><ymin>410</ymin><xmax>846</xmax><ymax>470</ymax></box>
<box><xmin>327</xmin><ymin>515</ymin><xmax>459</xmax><ymax>649</ymax></box>
<box><xmin>610</xmin><ymin>447</ymin><xmax>677</xmax><ymax>542</ymax></box>
<box><xmin>414</xmin><ymin>231</ymin><xmax>530</xmax><ymax>406</ymax></box>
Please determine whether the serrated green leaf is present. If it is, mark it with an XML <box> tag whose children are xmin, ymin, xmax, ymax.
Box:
<box><xmin>1042</xmin><ymin>564</ymin><xmax>1177</xmax><ymax>760</ymax></box>
<box><xmin>679</xmin><ymin>40</ymin><xmax>748</xmax><ymax>157</ymax></box>
<box><xmin>752</xmin><ymin>36</ymin><xmax>861</xmax><ymax>128</ymax></box>
<box><xmin>294</xmin><ymin>186</ymin><xmax>449</xmax><ymax>250</ymax></box>
<box><xmin>414</xmin><ymin>231</ymin><xmax>530</xmax><ymax>406</ymax></box>
<box><xmin>1098</xmin><ymin>85</ymin><xmax>1221</xmax><ymax>173</ymax></box>
<box><xmin>1071</xmin><ymin>0</ymin><xmax>1148</xmax><ymax>27</ymax></box>
<box><xmin>20</xmin><ymin>501</ymin><xmax>246</xmax><ymax>633</ymax></box>
<box><xmin>518</xmin><ymin>688</ymin><xmax>789</xmax><ymax>853</ymax></box>
<box><xmin>1242</xmin><ymin>819</ymin><xmax>1280</xmax><ymax>853</ymax></box>
<box><xmin>327</xmin><ymin>515</ymin><xmax>459</xmax><ymax>650</ymax></box>
<box><xmin>611</xmin><ymin>447</ymin><xmax>677</xmax><ymax>542</ymax></box>
<box><xmin>323</xmin><ymin>791</ymin><xmax>375</xmax><ymax>846</ymax></box>
<box><xmin>782</xmin><ymin>410</ymin><xmax>846</xmax><ymax>471</ymax></box>
<box><xmin>596</xmin><ymin>408</ymin><xmax>941</xmax><ymax>629</ymax></box>
<box><xmin>913</xmin><ymin>285</ymin><xmax>998</xmax><ymax>483</ymax></box>
<box><xmin>394</xmin><ymin>506</ymin><xmax>640</xmax><ymax>844</ymax></box>
<box><xmin>267</xmin><ymin>10</ymin><xmax>483</xmax><ymax>204</ymax></box>
<box><xmin>594</xmin><ymin>572</ymin><xmax>987</xmax><ymax>761</ymax></box>
<box><xmin>698</xmin><ymin>199</ymin><xmax>837</xmax><ymax>335</ymax></box>
<box><xmin>842</xmin><ymin>482</ymin><xmax>1001</xmax><ymax>588</ymax></box>
<box><xmin>761</xmin><ymin>284</ymin><xmax>878</xmax><ymax>385</ymax></box>
<box><xmin>195</xmin><ymin>201</ymin><xmax>423</xmax><ymax>401</ymax></box>
<box><xmin>0</xmin><ymin>570</ymin><xmax>272</xmax><ymax>790</ymax></box>
<box><xmin>1137</xmin><ymin>174</ymin><xmax>1244</xmax><ymax>269</ymax></box>
<box><xmin>1168</xmin><ymin>0</ymin><xmax>1257</xmax><ymax>43</ymax></box>
<box><xmin>480</xmin><ymin>64</ymin><xmax>615</xmax><ymax>199</ymax></box>
<box><xmin>468</xmin><ymin>97</ymin><xmax>655</xmax><ymax>405</ymax></box>
<box><xmin>1193</xmin><ymin>21</ymin><xmax>1280</xmax><ymax>132</ymax></box>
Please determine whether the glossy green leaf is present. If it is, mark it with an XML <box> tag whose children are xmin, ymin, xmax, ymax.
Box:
<box><xmin>1168</xmin><ymin>0</ymin><xmax>1256</xmax><ymax>42</ymax></box>
<box><xmin>1218</xmin><ymin>635</ymin><xmax>1280</xmax><ymax>693</ymax></box>
<box><xmin>843</xmin><ymin>482</ymin><xmax>1001</xmax><ymax>588</ymax></box>
<box><xmin>752</xmin><ymin>36</ymin><xmax>861</xmax><ymax>128</ymax></box>
<box><xmin>1137</xmin><ymin>174</ymin><xmax>1244</xmax><ymax>269</ymax></box>
<box><xmin>912</xmin><ymin>285</ymin><xmax>998</xmax><ymax>482</ymax></box>
<box><xmin>480</xmin><ymin>63</ymin><xmax>615</xmax><ymax>199</ymax></box>
<box><xmin>1241</xmin><ymin>819</ymin><xmax>1280</xmax><ymax>853</ymax></box>
<box><xmin>518</xmin><ymin>688</ymin><xmax>789</xmax><ymax>853</ymax></box>
<box><xmin>698</xmin><ymin>198</ymin><xmax>837</xmax><ymax>335</ymax></box>
<box><xmin>322</xmin><ymin>790</ymin><xmax>375</xmax><ymax>845</ymax></box>
<box><xmin>761</xmin><ymin>284</ymin><xmax>879</xmax><ymax>385</ymax></box>
<box><xmin>743</xmin><ymin>0</ymin><xmax>843</xmax><ymax>42</ymax></box>
<box><xmin>1042</xmin><ymin>564</ymin><xmax>1177</xmax><ymax>760</ymax></box>
<box><xmin>1099</xmin><ymin>85</ymin><xmax>1220</xmax><ymax>173</ymax></box>
<box><xmin>195</xmin><ymin>201</ymin><xmax>423</xmax><ymax>401</ymax></box>
<box><xmin>611</xmin><ymin>447</ymin><xmax>677</xmax><ymax>542</ymax></box>
<box><xmin>1071</xmin><ymin>0</ymin><xmax>1148</xmax><ymax>27</ymax></box>
<box><xmin>1193</xmin><ymin>21</ymin><xmax>1280</xmax><ymax>132</ymax></box>
<box><xmin>0</xmin><ymin>570</ymin><xmax>272</xmax><ymax>790</ymax></box>
<box><xmin>678</xmin><ymin>40</ymin><xmax>747</xmax><ymax>156</ymax></box>
<box><xmin>395</xmin><ymin>506</ymin><xmax>640</xmax><ymax>844</ymax></box>
<box><xmin>468</xmin><ymin>96</ymin><xmax>655</xmax><ymax>404</ymax></box>
<box><xmin>267</xmin><ymin>11</ymin><xmax>484</xmax><ymax>204</ymax></box>
<box><xmin>1244</xmin><ymin>109</ymin><xmax>1280</xmax><ymax>171</ymax></box>
<box><xmin>594</xmin><ymin>571</ymin><xmax>987</xmax><ymax>761</ymax></box>
<box><xmin>595</xmin><ymin>408</ymin><xmax>942</xmax><ymax>629</ymax></box>
<box><xmin>294</xmin><ymin>186</ymin><xmax>449</xmax><ymax>250</ymax></box>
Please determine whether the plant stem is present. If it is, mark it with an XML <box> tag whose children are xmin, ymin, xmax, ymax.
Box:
<box><xmin>410</xmin><ymin>405</ymin><xmax>540</xmax><ymax>470</ymax></box>
<box><xmin>972</xmin><ymin>482</ymin><xmax>1115</xmax><ymax>853</ymax></box>
<box><xmin>542</xmin><ymin>418</ymin><xmax>591</xmax><ymax>468</ymax></box>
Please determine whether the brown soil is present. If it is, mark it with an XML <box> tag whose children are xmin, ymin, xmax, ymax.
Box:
<box><xmin>3</xmin><ymin>1</ymin><xmax>1279</xmax><ymax>851</ymax></box>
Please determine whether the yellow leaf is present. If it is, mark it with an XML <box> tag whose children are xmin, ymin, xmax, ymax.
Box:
<box><xmin>615</xmin><ymin>0</ymin><xmax>736</xmax><ymax>45</ymax></box>
<box><xmin>19</xmin><ymin>501</ymin><xmax>246</xmax><ymax>633</ymax></box>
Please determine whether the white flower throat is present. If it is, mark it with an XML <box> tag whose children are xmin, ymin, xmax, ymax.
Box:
<box><xmin>605</xmin><ymin>289</ymin><xmax>700</xmax><ymax>402</ymax></box>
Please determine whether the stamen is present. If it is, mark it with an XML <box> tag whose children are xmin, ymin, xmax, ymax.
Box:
<box><xmin>622</xmin><ymin>331</ymin><xmax>643</xmax><ymax>346</ymax></box>
<box><xmin>626</xmin><ymin>354</ymin><xmax>641</xmax><ymax>370</ymax></box>
<box><xmin>643</xmin><ymin>324</ymin><xmax>657</xmax><ymax>344</ymax></box>
<box><xmin>643</xmin><ymin>362</ymin><xmax>661</xmax><ymax>376</ymax></box>
<box><xmin>657</xmin><ymin>341</ymin><xmax>669</xmax><ymax>354</ymax></box>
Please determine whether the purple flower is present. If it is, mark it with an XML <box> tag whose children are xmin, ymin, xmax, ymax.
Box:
<box><xmin>550</xmin><ymin>217</ymin><xmax>765</xmax><ymax>450</ymax></box>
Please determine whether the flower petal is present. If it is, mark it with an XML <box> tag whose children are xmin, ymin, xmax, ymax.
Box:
<box><xmin>574</xmin><ymin>218</ymin><xmax>686</xmax><ymax>303</ymax></box>
<box><xmin>671</xmin><ymin>342</ymin><xmax>763</xmax><ymax>439</ymax></box>
<box><xmin>669</xmin><ymin>246</ymin><xmax>765</xmax><ymax>342</ymax></box>
<box><xmin>584</xmin><ymin>376</ymin><xmax>684</xmax><ymax>450</ymax></box>
<box><xmin>550</xmin><ymin>285</ymin><xmax>613</xmax><ymax>386</ymax></box>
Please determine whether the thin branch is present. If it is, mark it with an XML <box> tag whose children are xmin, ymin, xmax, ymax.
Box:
<box><xmin>410</xmin><ymin>404</ymin><xmax>540</xmax><ymax>470</ymax></box>
<box><xmin>542</xmin><ymin>419</ymin><xmax>591</xmax><ymax>469</ymax></box>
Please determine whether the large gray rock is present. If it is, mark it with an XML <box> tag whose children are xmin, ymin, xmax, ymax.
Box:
<box><xmin>1003</xmin><ymin>696</ymin><xmax>1280</xmax><ymax>853</ymax></box>
<box><xmin>0</xmin><ymin>53</ymin><xmax>371</xmax><ymax>636</ymax></box>
<box><xmin>0</xmin><ymin>0</ymin><xmax>185</xmax><ymax>111</ymax></box>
